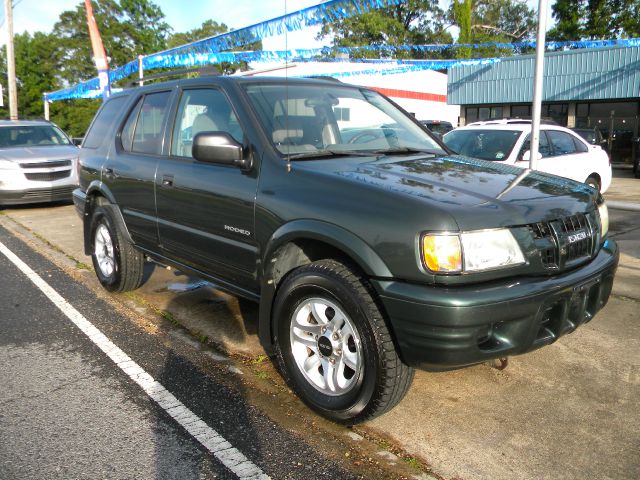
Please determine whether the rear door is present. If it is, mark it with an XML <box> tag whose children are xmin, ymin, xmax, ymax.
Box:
<box><xmin>155</xmin><ymin>86</ymin><xmax>259</xmax><ymax>293</ymax></box>
<box><xmin>102</xmin><ymin>90</ymin><xmax>173</xmax><ymax>248</ymax></box>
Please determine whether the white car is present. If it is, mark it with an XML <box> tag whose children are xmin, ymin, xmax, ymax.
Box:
<box><xmin>0</xmin><ymin>120</ymin><xmax>79</xmax><ymax>206</ymax></box>
<box><xmin>442</xmin><ymin>119</ymin><xmax>612</xmax><ymax>192</ymax></box>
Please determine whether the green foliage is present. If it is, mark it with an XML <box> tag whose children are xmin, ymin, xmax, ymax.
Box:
<box><xmin>318</xmin><ymin>0</ymin><xmax>453</xmax><ymax>59</ymax></box>
<box><xmin>548</xmin><ymin>0</ymin><xmax>640</xmax><ymax>40</ymax></box>
<box><xmin>451</xmin><ymin>0</ymin><xmax>536</xmax><ymax>58</ymax></box>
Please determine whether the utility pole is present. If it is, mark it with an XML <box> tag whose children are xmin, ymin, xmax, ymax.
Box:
<box><xmin>4</xmin><ymin>0</ymin><xmax>18</xmax><ymax>119</ymax></box>
<box><xmin>529</xmin><ymin>0</ymin><xmax>549</xmax><ymax>170</ymax></box>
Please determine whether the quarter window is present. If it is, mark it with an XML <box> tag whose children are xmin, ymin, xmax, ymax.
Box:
<box><xmin>131</xmin><ymin>91</ymin><xmax>171</xmax><ymax>155</ymax></box>
<box><xmin>83</xmin><ymin>96</ymin><xmax>127</xmax><ymax>149</ymax></box>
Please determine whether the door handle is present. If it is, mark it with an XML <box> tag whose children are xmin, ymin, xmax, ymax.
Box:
<box><xmin>161</xmin><ymin>174</ymin><xmax>174</xmax><ymax>187</ymax></box>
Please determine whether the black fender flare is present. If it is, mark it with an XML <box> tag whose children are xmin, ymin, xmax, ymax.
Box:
<box><xmin>258</xmin><ymin>219</ymin><xmax>392</xmax><ymax>352</ymax></box>
<box><xmin>83</xmin><ymin>181</ymin><xmax>133</xmax><ymax>255</ymax></box>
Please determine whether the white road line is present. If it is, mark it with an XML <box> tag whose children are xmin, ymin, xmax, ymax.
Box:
<box><xmin>0</xmin><ymin>241</ymin><xmax>270</xmax><ymax>480</ymax></box>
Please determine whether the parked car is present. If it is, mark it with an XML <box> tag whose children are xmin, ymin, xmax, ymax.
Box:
<box><xmin>0</xmin><ymin>120</ymin><xmax>79</xmax><ymax>206</ymax></box>
<box><xmin>443</xmin><ymin>119</ymin><xmax>612</xmax><ymax>192</ymax></box>
<box><xmin>419</xmin><ymin>119</ymin><xmax>454</xmax><ymax>137</ymax></box>
<box><xmin>571</xmin><ymin>127</ymin><xmax>606</xmax><ymax>149</ymax></box>
<box><xmin>74</xmin><ymin>77</ymin><xmax>618</xmax><ymax>423</ymax></box>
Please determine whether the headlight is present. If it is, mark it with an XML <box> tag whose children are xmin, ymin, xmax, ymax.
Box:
<box><xmin>0</xmin><ymin>160</ymin><xmax>18</xmax><ymax>170</ymax></box>
<box><xmin>597</xmin><ymin>200</ymin><xmax>609</xmax><ymax>239</ymax></box>
<box><xmin>421</xmin><ymin>229</ymin><xmax>525</xmax><ymax>274</ymax></box>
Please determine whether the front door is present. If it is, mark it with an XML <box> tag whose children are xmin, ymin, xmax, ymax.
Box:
<box><xmin>155</xmin><ymin>87</ymin><xmax>259</xmax><ymax>292</ymax></box>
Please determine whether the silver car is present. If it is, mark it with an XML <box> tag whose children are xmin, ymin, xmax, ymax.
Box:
<box><xmin>0</xmin><ymin>120</ymin><xmax>79</xmax><ymax>205</ymax></box>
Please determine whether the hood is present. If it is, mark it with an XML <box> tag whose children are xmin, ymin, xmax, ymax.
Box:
<box><xmin>0</xmin><ymin>145</ymin><xmax>79</xmax><ymax>163</ymax></box>
<box><xmin>303</xmin><ymin>154</ymin><xmax>597</xmax><ymax>230</ymax></box>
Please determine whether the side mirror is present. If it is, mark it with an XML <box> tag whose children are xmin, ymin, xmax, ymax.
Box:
<box><xmin>192</xmin><ymin>132</ymin><xmax>251</xmax><ymax>170</ymax></box>
<box><xmin>521</xmin><ymin>150</ymin><xmax>543</xmax><ymax>162</ymax></box>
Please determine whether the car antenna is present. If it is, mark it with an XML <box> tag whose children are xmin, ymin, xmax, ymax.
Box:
<box><xmin>285</xmin><ymin>0</ymin><xmax>291</xmax><ymax>174</ymax></box>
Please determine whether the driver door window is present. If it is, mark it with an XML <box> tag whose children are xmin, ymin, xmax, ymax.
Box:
<box><xmin>171</xmin><ymin>88</ymin><xmax>242</xmax><ymax>158</ymax></box>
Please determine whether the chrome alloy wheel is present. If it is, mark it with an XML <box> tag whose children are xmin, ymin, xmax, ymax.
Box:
<box><xmin>94</xmin><ymin>224</ymin><xmax>115</xmax><ymax>278</ymax></box>
<box><xmin>290</xmin><ymin>298</ymin><xmax>363</xmax><ymax>396</ymax></box>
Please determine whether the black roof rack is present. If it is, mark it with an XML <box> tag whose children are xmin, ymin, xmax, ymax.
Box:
<box><xmin>125</xmin><ymin>66</ymin><xmax>221</xmax><ymax>88</ymax></box>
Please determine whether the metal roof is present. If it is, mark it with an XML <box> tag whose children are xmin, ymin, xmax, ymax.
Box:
<box><xmin>447</xmin><ymin>46</ymin><xmax>640</xmax><ymax>105</ymax></box>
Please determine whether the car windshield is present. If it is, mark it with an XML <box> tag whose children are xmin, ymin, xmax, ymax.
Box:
<box><xmin>243</xmin><ymin>83</ymin><xmax>445</xmax><ymax>159</ymax></box>
<box><xmin>442</xmin><ymin>129</ymin><xmax>521</xmax><ymax>161</ymax></box>
<box><xmin>0</xmin><ymin>125</ymin><xmax>72</xmax><ymax>148</ymax></box>
<box><xmin>573</xmin><ymin>129</ymin><xmax>597</xmax><ymax>144</ymax></box>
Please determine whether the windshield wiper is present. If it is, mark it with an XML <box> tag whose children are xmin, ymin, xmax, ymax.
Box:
<box><xmin>371</xmin><ymin>147</ymin><xmax>442</xmax><ymax>156</ymax></box>
<box><xmin>287</xmin><ymin>149</ymin><xmax>376</xmax><ymax>160</ymax></box>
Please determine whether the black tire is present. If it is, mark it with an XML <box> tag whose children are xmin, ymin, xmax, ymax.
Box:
<box><xmin>90</xmin><ymin>205</ymin><xmax>144</xmax><ymax>292</ymax></box>
<box><xmin>273</xmin><ymin>259</ymin><xmax>414</xmax><ymax>424</ymax></box>
<box><xmin>585</xmin><ymin>175</ymin><xmax>601</xmax><ymax>192</ymax></box>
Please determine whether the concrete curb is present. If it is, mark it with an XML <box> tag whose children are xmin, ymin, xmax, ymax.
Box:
<box><xmin>607</xmin><ymin>200</ymin><xmax>640</xmax><ymax>212</ymax></box>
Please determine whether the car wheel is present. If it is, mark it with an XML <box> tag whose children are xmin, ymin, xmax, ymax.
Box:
<box><xmin>90</xmin><ymin>205</ymin><xmax>144</xmax><ymax>292</ymax></box>
<box><xmin>585</xmin><ymin>175</ymin><xmax>601</xmax><ymax>192</ymax></box>
<box><xmin>273</xmin><ymin>259</ymin><xmax>414</xmax><ymax>424</ymax></box>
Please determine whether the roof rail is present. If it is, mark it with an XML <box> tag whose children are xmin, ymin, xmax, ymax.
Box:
<box><xmin>125</xmin><ymin>66</ymin><xmax>221</xmax><ymax>88</ymax></box>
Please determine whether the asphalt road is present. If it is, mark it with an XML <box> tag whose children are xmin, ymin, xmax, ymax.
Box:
<box><xmin>0</xmin><ymin>225</ymin><xmax>365</xmax><ymax>480</ymax></box>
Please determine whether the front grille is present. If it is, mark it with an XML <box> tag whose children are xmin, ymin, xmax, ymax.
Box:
<box><xmin>24</xmin><ymin>170</ymin><xmax>71</xmax><ymax>181</ymax></box>
<box><xmin>20</xmin><ymin>160</ymin><xmax>72</xmax><ymax>169</ymax></box>
<box><xmin>528</xmin><ymin>212</ymin><xmax>598</xmax><ymax>272</ymax></box>
<box><xmin>21</xmin><ymin>186</ymin><xmax>75</xmax><ymax>200</ymax></box>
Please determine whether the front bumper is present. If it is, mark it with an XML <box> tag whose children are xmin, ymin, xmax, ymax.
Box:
<box><xmin>374</xmin><ymin>240</ymin><xmax>619</xmax><ymax>371</ymax></box>
<box><xmin>72</xmin><ymin>188</ymin><xmax>86</xmax><ymax>218</ymax></box>
<box><xmin>0</xmin><ymin>185</ymin><xmax>76</xmax><ymax>206</ymax></box>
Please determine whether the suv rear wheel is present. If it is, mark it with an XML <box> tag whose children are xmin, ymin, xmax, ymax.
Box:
<box><xmin>90</xmin><ymin>205</ymin><xmax>144</xmax><ymax>292</ymax></box>
<box><xmin>273</xmin><ymin>259</ymin><xmax>414</xmax><ymax>424</ymax></box>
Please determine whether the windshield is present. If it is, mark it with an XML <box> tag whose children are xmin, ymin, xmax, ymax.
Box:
<box><xmin>243</xmin><ymin>83</ymin><xmax>445</xmax><ymax>158</ymax></box>
<box><xmin>0</xmin><ymin>125</ymin><xmax>72</xmax><ymax>148</ymax></box>
<box><xmin>443</xmin><ymin>129</ymin><xmax>521</xmax><ymax>161</ymax></box>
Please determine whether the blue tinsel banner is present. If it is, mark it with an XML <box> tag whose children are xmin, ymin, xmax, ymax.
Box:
<box><xmin>43</xmin><ymin>0</ymin><xmax>640</xmax><ymax>103</ymax></box>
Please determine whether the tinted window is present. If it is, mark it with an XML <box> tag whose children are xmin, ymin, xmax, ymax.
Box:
<box><xmin>547</xmin><ymin>130</ymin><xmax>577</xmax><ymax>156</ymax></box>
<box><xmin>83</xmin><ymin>96</ymin><xmax>127</xmax><ymax>149</ymax></box>
<box><xmin>573</xmin><ymin>136</ymin><xmax>589</xmax><ymax>153</ymax></box>
<box><xmin>171</xmin><ymin>88</ymin><xmax>242</xmax><ymax>158</ymax></box>
<box><xmin>443</xmin><ymin>129</ymin><xmax>520</xmax><ymax>161</ymax></box>
<box><xmin>132</xmin><ymin>91</ymin><xmax>171</xmax><ymax>155</ymax></box>
<box><xmin>521</xmin><ymin>132</ymin><xmax>551</xmax><ymax>158</ymax></box>
<box><xmin>120</xmin><ymin>98</ymin><xmax>143</xmax><ymax>152</ymax></box>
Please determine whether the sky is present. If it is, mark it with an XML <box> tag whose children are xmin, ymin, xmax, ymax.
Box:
<box><xmin>0</xmin><ymin>0</ymin><xmax>326</xmax><ymax>50</ymax></box>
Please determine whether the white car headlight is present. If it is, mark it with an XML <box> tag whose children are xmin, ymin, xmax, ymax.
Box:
<box><xmin>597</xmin><ymin>200</ymin><xmax>609</xmax><ymax>238</ymax></box>
<box><xmin>421</xmin><ymin>229</ymin><xmax>525</xmax><ymax>273</ymax></box>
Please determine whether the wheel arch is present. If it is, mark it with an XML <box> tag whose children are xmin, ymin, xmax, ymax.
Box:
<box><xmin>258</xmin><ymin>220</ymin><xmax>393</xmax><ymax>351</ymax></box>
<box><xmin>83</xmin><ymin>181</ymin><xmax>133</xmax><ymax>255</ymax></box>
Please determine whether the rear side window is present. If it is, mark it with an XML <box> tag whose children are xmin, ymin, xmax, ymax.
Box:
<box><xmin>547</xmin><ymin>130</ymin><xmax>577</xmax><ymax>156</ymax></box>
<box><xmin>573</xmin><ymin>136</ymin><xmax>589</xmax><ymax>153</ymax></box>
<box><xmin>131</xmin><ymin>91</ymin><xmax>171</xmax><ymax>155</ymax></box>
<box><xmin>120</xmin><ymin>98</ymin><xmax>143</xmax><ymax>151</ymax></box>
<box><xmin>83</xmin><ymin>96</ymin><xmax>127</xmax><ymax>149</ymax></box>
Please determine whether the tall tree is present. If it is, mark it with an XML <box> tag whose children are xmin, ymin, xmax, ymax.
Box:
<box><xmin>451</xmin><ymin>0</ymin><xmax>537</xmax><ymax>58</ymax></box>
<box><xmin>317</xmin><ymin>0</ymin><xmax>453</xmax><ymax>59</ymax></box>
<box><xmin>548</xmin><ymin>0</ymin><xmax>639</xmax><ymax>40</ymax></box>
<box><xmin>52</xmin><ymin>0</ymin><xmax>171</xmax><ymax>84</ymax></box>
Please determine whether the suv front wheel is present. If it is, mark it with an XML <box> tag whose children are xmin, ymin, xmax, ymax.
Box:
<box><xmin>274</xmin><ymin>259</ymin><xmax>414</xmax><ymax>424</ymax></box>
<box><xmin>90</xmin><ymin>205</ymin><xmax>145</xmax><ymax>292</ymax></box>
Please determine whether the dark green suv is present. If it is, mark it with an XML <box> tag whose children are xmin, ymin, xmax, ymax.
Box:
<box><xmin>74</xmin><ymin>76</ymin><xmax>618</xmax><ymax>423</ymax></box>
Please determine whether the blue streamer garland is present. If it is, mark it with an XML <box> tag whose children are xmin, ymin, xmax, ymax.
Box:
<box><xmin>42</xmin><ymin>0</ymin><xmax>640</xmax><ymax>103</ymax></box>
